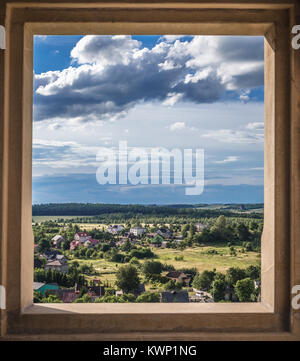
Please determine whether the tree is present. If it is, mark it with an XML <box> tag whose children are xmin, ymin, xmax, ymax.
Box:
<box><xmin>234</xmin><ymin>278</ymin><xmax>255</xmax><ymax>302</ymax></box>
<box><xmin>181</xmin><ymin>224</ymin><xmax>190</xmax><ymax>238</ymax></box>
<box><xmin>236</xmin><ymin>223</ymin><xmax>251</xmax><ymax>242</ymax></box>
<box><xmin>136</xmin><ymin>292</ymin><xmax>160</xmax><ymax>303</ymax></box>
<box><xmin>245</xmin><ymin>265</ymin><xmax>260</xmax><ymax>280</ymax></box>
<box><xmin>142</xmin><ymin>260</ymin><xmax>163</xmax><ymax>278</ymax></box>
<box><xmin>211</xmin><ymin>279</ymin><xmax>226</xmax><ymax>302</ymax></box>
<box><xmin>37</xmin><ymin>237</ymin><xmax>51</xmax><ymax>253</ymax></box>
<box><xmin>115</xmin><ymin>265</ymin><xmax>140</xmax><ymax>294</ymax></box>
<box><xmin>189</xmin><ymin>223</ymin><xmax>196</xmax><ymax>236</ymax></box>
<box><xmin>192</xmin><ymin>270</ymin><xmax>215</xmax><ymax>290</ymax></box>
<box><xmin>164</xmin><ymin>280</ymin><xmax>183</xmax><ymax>291</ymax></box>
<box><xmin>244</xmin><ymin>242</ymin><xmax>253</xmax><ymax>252</ymax></box>
<box><xmin>225</xmin><ymin>267</ymin><xmax>247</xmax><ymax>287</ymax></box>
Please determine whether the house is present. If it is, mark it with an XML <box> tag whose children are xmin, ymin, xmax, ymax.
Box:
<box><xmin>51</xmin><ymin>234</ymin><xmax>65</xmax><ymax>248</ymax></box>
<box><xmin>83</xmin><ymin>239</ymin><xmax>99</xmax><ymax>248</ymax></box>
<box><xmin>165</xmin><ymin>271</ymin><xmax>191</xmax><ymax>285</ymax></box>
<box><xmin>45</xmin><ymin>256</ymin><xmax>68</xmax><ymax>273</ymax></box>
<box><xmin>90</xmin><ymin>238</ymin><xmax>99</xmax><ymax>246</ymax></box>
<box><xmin>128</xmin><ymin>233</ymin><xmax>139</xmax><ymax>243</ymax></box>
<box><xmin>254</xmin><ymin>280</ymin><xmax>261</xmax><ymax>289</ymax></box>
<box><xmin>148</xmin><ymin>232</ymin><xmax>159</xmax><ymax>238</ymax></box>
<box><xmin>160</xmin><ymin>291</ymin><xmax>189</xmax><ymax>303</ymax></box>
<box><xmin>88</xmin><ymin>285</ymin><xmax>105</xmax><ymax>297</ymax></box>
<box><xmin>132</xmin><ymin>284</ymin><xmax>146</xmax><ymax>296</ymax></box>
<box><xmin>156</xmin><ymin>227</ymin><xmax>173</xmax><ymax>239</ymax></box>
<box><xmin>33</xmin><ymin>282</ymin><xmax>45</xmax><ymax>293</ymax></box>
<box><xmin>41</xmin><ymin>249</ymin><xmax>61</xmax><ymax>261</ymax></box>
<box><xmin>74</xmin><ymin>232</ymin><xmax>91</xmax><ymax>243</ymax></box>
<box><xmin>33</xmin><ymin>282</ymin><xmax>59</xmax><ymax>296</ymax></box>
<box><xmin>192</xmin><ymin>289</ymin><xmax>213</xmax><ymax>302</ymax></box>
<box><xmin>174</xmin><ymin>235</ymin><xmax>183</xmax><ymax>243</ymax></box>
<box><xmin>106</xmin><ymin>225</ymin><xmax>124</xmax><ymax>234</ymax></box>
<box><xmin>130</xmin><ymin>226</ymin><xmax>146</xmax><ymax>236</ymax></box>
<box><xmin>84</xmin><ymin>240</ymin><xmax>91</xmax><ymax>248</ymax></box>
<box><xmin>59</xmin><ymin>290</ymin><xmax>78</xmax><ymax>303</ymax></box>
<box><xmin>195</xmin><ymin>223</ymin><xmax>207</xmax><ymax>232</ymax></box>
<box><xmin>47</xmin><ymin>288</ymin><xmax>79</xmax><ymax>303</ymax></box>
<box><xmin>70</xmin><ymin>240</ymin><xmax>81</xmax><ymax>250</ymax></box>
<box><xmin>56</xmin><ymin>254</ymin><xmax>67</xmax><ymax>262</ymax></box>
<box><xmin>117</xmin><ymin>284</ymin><xmax>145</xmax><ymax>297</ymax></box>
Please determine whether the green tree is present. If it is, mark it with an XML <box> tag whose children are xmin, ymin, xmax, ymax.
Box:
<box><xmin>234</xmin><ymin>278</ymin><xmax>255</xmax><ymax>302</ymax></box>
<box><xmin>136</xmin><ymin>292</ymin><xmax>160</xmax><ymax>303</ymax></box>
<box><xmin>37</xmin><ymin>237</ymin><xmax>51</xmax><ymax>253</ymax></box>
<box><xmin>115</xmin><ymin>265</ymin><xmax>140</xmax><ymax>294</ymax></box>
<box><xmin>192</xmin><ymin>270</ymin><xmax>215</xmax><ymax>290</ymax></box>
<box><xmin>181</xmin><ymin>224</ymin><xmax>190</xmax><ymax>238</ymax></box>
<box><xmin>245</xmin><ymin>265</ymin><xmax>260</xmax><ymax>280</ymax></box>
<box><xmin>225</xmin><ymin>267</ymin><xmax>247</xmax><ymax>287</ymax></box>
<box><xmin>164</xmin><ymin>280</ymin><xmax>183</xmax><ymax>291</ymax></box>
<box><xmin>142</xmin><ymin>260</ymin><xmax>163</xmax><ymax>278</ymax></box>
<box><xmin>236</xmin><ymin>223</ymin><xmax>251</xmax><ymax>242</ymax></box>
<box><xmin>211</xmin><ymin>279</ymin><xmax>226</xmax><ymax>302</ymax></box>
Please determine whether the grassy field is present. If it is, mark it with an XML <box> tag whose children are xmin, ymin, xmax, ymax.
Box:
<box><xmin>72</xmin><ymin>245</ymin><xmax>260</xmax><ymax>287</ymax></box>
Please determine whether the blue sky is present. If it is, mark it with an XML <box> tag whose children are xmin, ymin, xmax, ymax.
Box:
<box><xmin>33</xmin><ymin>35</ymin><xmax>264</xmax><ymax>204</ymax></box>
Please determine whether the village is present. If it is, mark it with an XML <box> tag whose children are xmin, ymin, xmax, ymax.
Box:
<box><xmin>33</xmin><ymin>217</ymin><xmax>261</xmax><ymax>304</ymax></box>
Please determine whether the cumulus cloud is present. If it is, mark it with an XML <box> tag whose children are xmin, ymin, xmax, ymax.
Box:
<box><xmin>33</xmin><ymin>35</ymin><xmax>264</xmax><ymax>123</ymax></box>
<box><xmin>70</xmin><ymin>35</ymin><xmax>141</xmax><ymax>66</ymax></box>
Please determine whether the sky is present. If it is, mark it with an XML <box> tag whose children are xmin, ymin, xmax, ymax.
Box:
<box><xmin>32</xmin><ymin>35</ymin><xmax>264</xmax><ymax>205</ymax></box>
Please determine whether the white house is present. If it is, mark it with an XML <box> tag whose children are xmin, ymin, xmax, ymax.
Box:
<box><xmin>51</xmin><ymin>235</ymin><xmax>65</xmax><ymax>248</ymax></box>
<box><xmin>106</xmin><ymin>225</ymin><xmax>124</xmax><ymax>234</ymax></box>
<box><xmin>195</xmin><ymin>223</ymin><xmax>207</xmax><ymax>232</ymax></box>
<box><xmin>130</xmin><ymin>227</ymin><xmax>146</xmax><ymax>236</ymax></box>
<box><xmin>74</xmin><ymin>232</ymin><xmax>91</xmax><ymax>243</ymax></box>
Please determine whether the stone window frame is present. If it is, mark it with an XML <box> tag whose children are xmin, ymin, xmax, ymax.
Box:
<box><xmin>0</xmin><ymin>1</ymin><xmax>299</xmax><ymax>341</ymax></box>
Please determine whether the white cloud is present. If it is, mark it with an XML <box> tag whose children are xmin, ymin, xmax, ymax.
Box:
<box><xmin>169</xmin><ymin>122</ymin><xmax>186</xmax><ymax>131</ymax></box>
<box><xmin>163</xmin><ymin>93</ymin><xmax>183</xmax><ymax>106</ymax></box>
<box><xmin>213</xmin><ymin>156</ymin><xmax>239</xmax><ymax>164</ymax></box>
<box><xmin>246</xmin><ymin>122</ymin><xmax>264</xmax><ymax>130</ymax></box>
<box><xmin>202</xmin><ymin>129</ymin><xmax>264</xmax><ymax>144</ymax></box>
<box><xmin>70</xmin><ymin>35</ymin><xmax>141</xmax><ymax>66</ymax></box>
